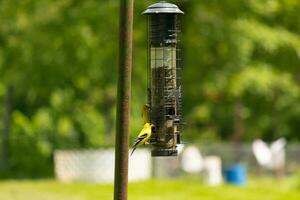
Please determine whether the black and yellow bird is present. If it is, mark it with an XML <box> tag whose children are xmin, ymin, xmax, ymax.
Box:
<box><xmin>130</xmin><ymin>123</ymin><xmax>156</xmax><ymax>156</ymax></box>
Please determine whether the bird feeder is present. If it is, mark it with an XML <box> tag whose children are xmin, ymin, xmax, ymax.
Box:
<box><xmin>143</xmin><ymin>1</ymin><xmax>184</xmax><ymax>157</ymax></box>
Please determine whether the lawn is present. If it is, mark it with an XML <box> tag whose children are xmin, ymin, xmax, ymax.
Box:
<box><xmin>0</xmin><ymin>177</ymin><xmax>299</xmax><ymax>200</ymax></box>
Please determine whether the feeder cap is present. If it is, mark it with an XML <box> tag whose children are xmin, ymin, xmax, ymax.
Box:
<box><xmin>142</xmin><ymin>1</ymin><xmax>184</xmax><ymax>15</ymax></box>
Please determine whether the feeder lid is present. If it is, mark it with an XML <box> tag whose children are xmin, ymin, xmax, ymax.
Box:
<box><xmin>142</xmin><ymin>1</ymin><xmax>184</xmax><ymax>15</ymax></box>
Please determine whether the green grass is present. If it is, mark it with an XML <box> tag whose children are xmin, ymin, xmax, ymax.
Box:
<box><xmin>0</xmin><ymin>177</ymin><xmax>299</xmax><ymax>200</ymax></box>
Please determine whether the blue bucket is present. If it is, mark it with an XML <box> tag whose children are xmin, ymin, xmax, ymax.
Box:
<box><xmin>225</xmin><ymin>164</ymin><xmax>247</xmax><ymax>185</ymax></box>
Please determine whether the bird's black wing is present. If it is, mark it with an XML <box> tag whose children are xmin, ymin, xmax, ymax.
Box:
<box><xmin>131</xmin><ymin>132</ymin><xmax>150</xmax><ymax>156</ymax></box>
<box><xmin>132</xmin><ymin>133</ymin><xmax>148</xmax><ymax>147</ymax></box>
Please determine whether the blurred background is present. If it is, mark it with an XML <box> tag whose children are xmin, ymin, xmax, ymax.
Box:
<box><xmin>0</xmin><ymin>0</ymin><xmax>300</xmax><ymax>199</ymax></box>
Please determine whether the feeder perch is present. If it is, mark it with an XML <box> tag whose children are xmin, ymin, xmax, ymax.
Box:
<box><xmin>143</xmin><ymin>1</ymin><xmax>184</xmax><ymax>157</ymax></box>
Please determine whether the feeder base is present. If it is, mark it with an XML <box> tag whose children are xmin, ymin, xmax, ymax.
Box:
<box><xmin>151</xmin><ymin>149</ymin><xmax>178</xmax><ymax>157</ymax></box>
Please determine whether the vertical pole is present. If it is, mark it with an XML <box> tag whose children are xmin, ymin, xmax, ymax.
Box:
<box><xmin>2</xmin><ymin>84</ymin><xmax>12</xmax><ymax>167</ymax></box>
<box><xmin>114</xmin><ymin>0</ymin><xmax>134</xmax><ymax>200</ymax></box>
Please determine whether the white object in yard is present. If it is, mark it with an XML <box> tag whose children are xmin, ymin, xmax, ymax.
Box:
<box><xmin>54</xmin><ymin>149</ymin><xmax>151</xmax><ymax>183</ymax></box>
<box><xmin>181</xmin><ymin>146</ymin><xmax>204</xmax><ymax>173</ymax></box>
<box><xmin>204</xmin><ymin>156</ymin><xmax>222</xmax><ymax>186</ymax></box>
<box><xmin>270</xmin><ymin>138</ymin><xmax>286</xmax><ymax>169</ymax></box>
<box><xmin>176</xmin><ymin>144</ymin><xmax>185</xmax><ymax>155</ymax></box>
<box><xmin>252</xmin><ymin>138</ymin><xmax>286</xmax><ymax>170</ymax></box>
<box><xmin>252</xmin><ymin>139</ymin><xmax>272</xmax><ymax>169</ymax></box>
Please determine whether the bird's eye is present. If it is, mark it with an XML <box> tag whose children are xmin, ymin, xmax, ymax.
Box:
<box><xmin>151</xmin><ymin>126</ymin><xmax>156</xmax><ymax>133</ymax></box>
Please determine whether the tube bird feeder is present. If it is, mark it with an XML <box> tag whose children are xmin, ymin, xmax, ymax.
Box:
<box><xmin>143</xmin><ymin>1</ymin><xmax>184</xmax><ymax>157</ymax></box>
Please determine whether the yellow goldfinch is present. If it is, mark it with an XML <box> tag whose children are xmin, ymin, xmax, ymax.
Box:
<box><xmin>142</xmin><ymin>104</ymin><xmax>151</xmax><ymax>124</ymax></box>
<box><xmin>130</xmin><ymin>123</ymin><xmax>156</xmax><ymax>156</ymax></box>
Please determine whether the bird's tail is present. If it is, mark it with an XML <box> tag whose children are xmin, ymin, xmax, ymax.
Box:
<box><xmin>130</xmin><ymin>147</ymin><xmax>137</xmax><ymax>156</ymax></box>
<box><xmin>130</xmin><ymin>138</ymin><xmax>143</xmax><ymax>156</ymax></box>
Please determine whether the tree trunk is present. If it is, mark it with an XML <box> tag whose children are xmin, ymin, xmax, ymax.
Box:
<box><xmin>2</xmin><ymin>84</ymin><xmax>13</xmax><ymax>167</ymax></box>
<box><xmin>271</xmin><ymin>91</ymin><xmax>279</xmax><ymax>139</ymax></box>
<box><xmin>232</xmin><ymin>97</ymin><xmax>243</xmax><ymax>162</ymax></box>
<box><xmin>271</xmin><ymin>91</ymin><xmax>285</xmax><ymax>179</ymax></box>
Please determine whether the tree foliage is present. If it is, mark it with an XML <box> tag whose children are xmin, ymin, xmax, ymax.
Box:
<box><xmin>0</xmin><ymin>0</ymin><xmax>299</xmax><ymax>177</ymax></box>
